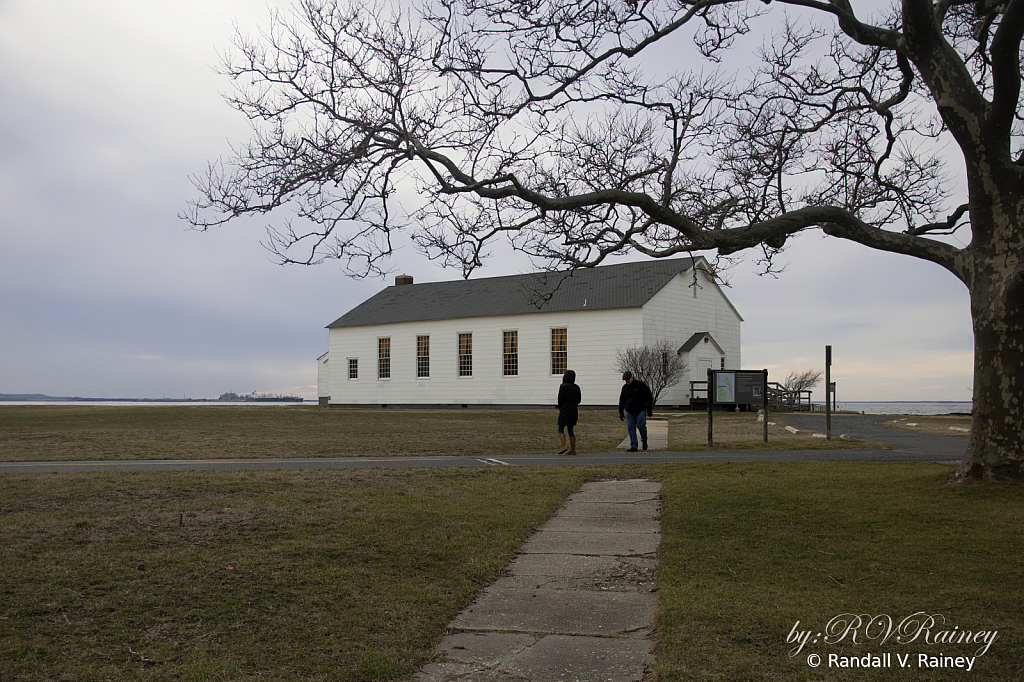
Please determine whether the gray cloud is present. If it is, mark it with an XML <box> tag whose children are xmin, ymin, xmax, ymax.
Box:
<box><xmin>0</xmin><ymin>0</ymin><xmax>975</xmax><ymax>402</ymax></box>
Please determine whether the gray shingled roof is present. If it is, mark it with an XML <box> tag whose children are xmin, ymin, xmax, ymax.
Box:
<box><xmin>327</xmin><ymin>258</ymin><xmax>697</xmax><ymax>328</ymax></box>
<box><xmin>678</xmin><ymin>332</ymin><xmax>724</xmax><ymax>355</ymax></box>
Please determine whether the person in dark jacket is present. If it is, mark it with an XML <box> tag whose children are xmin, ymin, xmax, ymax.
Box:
<box><xmin>618</xmin><ymin>371</ymin><xmax>653</xmax><ymax>452</ymax></box>
<box><xmin>557</xmin><ymin>370</ymin><xmax>582</xmax><ymax>455</ymax></box>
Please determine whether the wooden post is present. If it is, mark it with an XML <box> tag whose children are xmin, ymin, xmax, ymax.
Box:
<box><xmin>825</xmin><ymin>345</ymin><xmax>832</xmax><ymax>440</ymax></box>
<box><xmin>762</xmin><ymin>369</ymin><xmax>769</xmax><ymax>443</ymax></box>
<box><xmin>707</xmin><ymin>368</ymin><xmax>714</xmax><ymax>447</ymax></box>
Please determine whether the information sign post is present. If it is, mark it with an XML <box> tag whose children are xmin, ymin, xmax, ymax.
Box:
<box><xmin>706</xmin><ymin>368</ymin><xmax>713</xmax><ymax>447</ymax></box>
<box><xmin>762</xmin><ymin>369</ymin><xmax>769</xmax><ymax>443</ymax></box>
<box><xmin>825</xmin><ymin>345</ymin><xmax>832</xmax><ymax>440</ymax></box>
<box><xmin>706</xmin><ymin>369</ymin><xmax>769</xmax><ymax>447</ymax></box>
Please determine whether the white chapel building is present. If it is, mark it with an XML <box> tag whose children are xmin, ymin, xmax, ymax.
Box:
<box><xmin>317</xmin><ymin>257</ymin><xmax>742</xmax><ymax>408</ymax></box>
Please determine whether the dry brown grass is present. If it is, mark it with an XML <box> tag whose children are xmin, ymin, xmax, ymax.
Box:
<box><xmin>0</xmin><ymin>467</ymin><xmax>590</xmax><ymax>681</ymax></box>
<box><xmin>0</xmin><ymin>406</ymin><xmax>627</xmax><ymax>462</ymax></box>
<box><xmin>665</xmin><ymin>411</ymin><xmax>880</xmax><ymax>451</ymax></box>
<box><xmin>0</xmin><ymin>406</ymin><xmax>879</xmax><ymax>463</ymax></box>
<box><xmin>5</xmin><ymin>461</ymin><xmax>1019</xmax><ymax>682</ymax></box>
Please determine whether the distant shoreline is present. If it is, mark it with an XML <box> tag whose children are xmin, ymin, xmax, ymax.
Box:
<box><xmin>838</xmin><ymin>400</ymin><xmax>971</xmax><ymax>404</ymax></box>
<box><xmin>1</xmin><ymin>397</ymin><xmax>971</xmax><ymax>416</ymax></box>
<box><xmin>0</xmin><ymin>394</ymin><xmax>308</xmax><ymax>403</ymax></box>
<box><xmin>2</xmin><ymin>395</ymin><xmax>969</xmax><ymax>404</ymax></box>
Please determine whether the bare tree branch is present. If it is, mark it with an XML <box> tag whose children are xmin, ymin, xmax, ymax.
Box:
<box><xmin>184</xmin><ymin>0</ymin><xmax>1024</xmax><ymax>479</ymax></box>
<box><xmin>783</xmin><ymin>369</ymin><xmax>823</xmax><ymax>392</ymax></box>
<box><xmin>614</xmin><ymin>340</ymin><xmax>688</xmax><ymax>405</ymax></box>
<box><xmin>183</xmin><ymin>0</ymin><xmax>987</xmax><ymax>281</ymax></box>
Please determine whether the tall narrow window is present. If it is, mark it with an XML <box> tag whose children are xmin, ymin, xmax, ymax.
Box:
<box><xmin>458</xmin><ymin>333</ymin><xmax>473</xmax><ymax>377</ymax></box>
<box><xmin>378</xmin><ymin>337</ymin><xmax>391</xmax><ymax>379</ymax></box>
<box><xmin>503</xmin><ymin>331</ymin><xmax>519</xmax><ymax>376</ymax></box>
<box><xmin>348</xmin><ymin>358</ymin><xmax>359</xmax><ymax>380</ymax></box>
<box><xmin>416</xmin><ymin>335</ymin><xmax>430</xmax><ymax>378</ymax></box>
<box><xmin>551</xmin><ymin>328</ymin><xmax>567</xmax><ymax>375</ymax></box>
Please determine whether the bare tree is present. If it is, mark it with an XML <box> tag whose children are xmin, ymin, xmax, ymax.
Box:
<box><xmin>185</xmin><ymin>0</ymin><xmax>1024</xmax><ymax>481</ymax></box>
<box><xmin>614</xmin><ymin>340</ymin><xmax>688</xmax><ymax>406</ymax></box>
<box><xmin>773</xmin><ymin>369</ymin><xmax>825</xmax><ymax>408</ymax></box>
<box><xmin>783</xmin><ymin>370</ymin><xmax>824</xmax><ymax>394</ymax></box>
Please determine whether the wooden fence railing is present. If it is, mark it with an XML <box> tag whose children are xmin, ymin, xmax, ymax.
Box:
<box><xmin>690</xmin><ymin>380</ymin><xmax>813</xmax><ymax>410</ymax></box>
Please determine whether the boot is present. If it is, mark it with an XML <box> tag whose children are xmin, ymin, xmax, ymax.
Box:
<box><xmin>568</xmin><ymin>436</ymin><xmax>577</xmax><ymax>456</ymax></box>
<box><xmin>557</xmin><ymin>433</ymin><xmax>568</xmax><ymax>454</ymax></box>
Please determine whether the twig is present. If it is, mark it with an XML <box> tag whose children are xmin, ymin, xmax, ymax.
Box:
<box><xmin>807</xmin><ymin>565</ymin><xmax>846</xmax><ymax>587</ymax></box>
<box><xmin>928</xmin><ymin>598</ymin><xmax>973</xmax><ymax>611</ymax></box>
<box><xmin>128</xmin><ymin>647</ymin><xmax>178</xmax><ymax>665</ymax></box>
<box><xmin>726</xmin><ymin>565</ymin><xmax>737</xmax><ymax>575</ymax></box>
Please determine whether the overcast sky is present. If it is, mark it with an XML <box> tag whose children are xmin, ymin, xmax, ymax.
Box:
<box><xmin>0</xmin><ymin>0</ymin><xmax>974</xmax><ymax>403</ymax></box>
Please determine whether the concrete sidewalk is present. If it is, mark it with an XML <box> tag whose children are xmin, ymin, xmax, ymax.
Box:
<box><xmin>416</xmin><ymin>479</ymin><xmax>661</xmax><ymax>682</ymax></box>
<box><xmin>616</xmin><ymin>420</ymin><xmax>669</xmax><ymax>450</ymax></box>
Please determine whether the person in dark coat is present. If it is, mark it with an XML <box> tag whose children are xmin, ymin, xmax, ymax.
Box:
<box><xmin>556</xmin><ymin>370</ymin><xmax>582</xmax><ymax>455</ymax></box>
<box><xmin>618</xmin><ymin>371</ymin><xmax>653</xmax><ymax>452</ymax></box>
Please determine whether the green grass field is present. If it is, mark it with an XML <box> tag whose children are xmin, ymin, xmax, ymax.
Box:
<box><xmin>654</xmin><ymin>461</ymin><xmax>1023</xmax><ymax>681</ymax></box>
<box><xmin>2</xmin><ymin>407</ymin><xmax>1018</xmax><ymax>681</ymax></box>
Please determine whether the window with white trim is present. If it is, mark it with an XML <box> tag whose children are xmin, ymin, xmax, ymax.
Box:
<box><xmin>551</xmin><ymin>328</ymin><xmax>567</xmax><ymax>375</ymax></box>
<box><xmin>416</xmin><ymin>335</ymin><xmax>430</xmax><ymax>378</ymax></box>
<box><xmin>503</xmin><ymin>330</ymin><xmax>519</xmax><ymax>376</ymax></box>
<box><xmin>378</xmin><ymin>338</ymin><xmax>391</xmax><ymax>379</ymax></box>
<box><xmin>458</xmin><ymin>333</ymin><xmax>473</xmax><ymax>377</ymax></box>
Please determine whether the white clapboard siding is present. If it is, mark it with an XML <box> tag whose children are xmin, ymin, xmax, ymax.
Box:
<box><xmin>640</xmin><ymin>268</ymin><xmax>742</xmax><ymax>405</ymax></box>
<box><xmin>327</xmin><ymin>307</ymin><xmax>643</xmax><ymax>406</ymax></box>
<box><xmin>320</xmin><ymin>258</ymin><xmax>742</xmax><ymax>407</ymax></box>
<box><xmin>317</xmin><ymin>352</ymin><xmax>330</xmax><ymax>402</ymax></box>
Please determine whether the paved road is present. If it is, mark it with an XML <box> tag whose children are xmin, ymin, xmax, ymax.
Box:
<box><xmin>0</xmin><ymin>413</ymin><xmax>967</xmax><ymax>473</ymax></box>
<box><xmin>783</xmin><ymin>412</ymin><xmax>968</xmax><ymax>462</ymax></box>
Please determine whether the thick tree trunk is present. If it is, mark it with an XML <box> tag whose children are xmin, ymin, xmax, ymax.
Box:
<box><xmin>953</xmin><ymin>181</ymin><xmax>1024</xmax><ymax>482</ymax></box>
<box><xmin>956</xmin><ymin>284</ymin><xmax>1024</xmax><ymax>481</ymax></box>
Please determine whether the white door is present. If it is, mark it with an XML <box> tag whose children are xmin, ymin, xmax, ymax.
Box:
<box><xmin>695</xmin><ymin>358</ymin><xmax>713</xmax><ymax>401</ymax></box>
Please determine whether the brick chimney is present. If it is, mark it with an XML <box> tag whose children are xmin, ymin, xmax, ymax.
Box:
<box><xmin>395</xmin><ymin>274</ymin><xmax>413</xmax><ymax>286</ymax></box>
